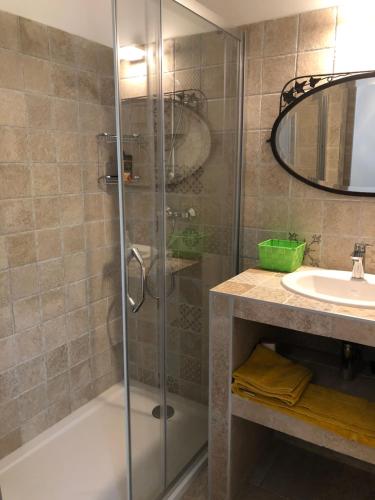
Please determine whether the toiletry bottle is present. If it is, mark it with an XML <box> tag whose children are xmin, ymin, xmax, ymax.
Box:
<box><xmin>123</xmin><ymin>152</ymin><xmax>133</xmax><ymax>183</ymax></box>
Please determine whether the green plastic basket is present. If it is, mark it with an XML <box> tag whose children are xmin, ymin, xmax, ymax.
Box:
<box><xmin>258</xmin><ymin>239</ymin><xmax>306</xmax><ymax>273</ymax></box>
<box><xmin>169</xmin><ymin>228</ymin><xmax>205</xmax><ymax>260</ymax></box>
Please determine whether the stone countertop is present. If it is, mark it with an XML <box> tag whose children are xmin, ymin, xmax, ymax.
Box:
<box><xmin>210</xmin><ymin>266</ymin><xmax>375</xmax><ymax>347</ymax></box>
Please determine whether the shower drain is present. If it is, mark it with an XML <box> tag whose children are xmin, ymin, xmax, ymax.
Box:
<box><xmin>152</xmin><ymin>405</ymin><xmax>175</xmax><ymax>419</ymax></box>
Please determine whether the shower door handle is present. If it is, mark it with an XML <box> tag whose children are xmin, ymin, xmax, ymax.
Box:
<box><xmin>127</xmin><ymin>247</ymin><xmax>146</xmax><ymax>313</ymax></box>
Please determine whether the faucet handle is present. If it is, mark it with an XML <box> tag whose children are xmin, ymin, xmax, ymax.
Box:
<box><xmin>352</xmin><ymin>242</ymin><xmax>371</xmax><ymax>256</ymax></box>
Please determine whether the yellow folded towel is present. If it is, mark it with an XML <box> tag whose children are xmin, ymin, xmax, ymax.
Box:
<box><xmin>232</xmin><ymin>346</ymin><xmax>375</xmax><ymax>448</ymax></box>
<box><xmin>232</xmin><ymin>344</ymin><xmax>312</xmax><ymax>407</ymax></box>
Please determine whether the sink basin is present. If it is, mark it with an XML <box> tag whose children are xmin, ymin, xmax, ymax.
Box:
<box><xmin>282</xmin><ymin>269</ymin><xmax>375</xmax><ymax>308</ymax></box>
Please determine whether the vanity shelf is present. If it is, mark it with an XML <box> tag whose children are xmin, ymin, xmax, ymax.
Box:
<box><xmin>231</xmin><ymin>394</ymin><xmax>375</xmax><ymax>466</ymax></box>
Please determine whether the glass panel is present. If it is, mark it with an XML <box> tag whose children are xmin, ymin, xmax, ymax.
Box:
<box><xmin>116</xmin><ymin>0</ymin><xmax>165</xmax><ymax>498</ymax></box>
<box><xmin>161</xmin><ymin>0</ymin><xmax>242</xmax><ymax>486</ymax></box>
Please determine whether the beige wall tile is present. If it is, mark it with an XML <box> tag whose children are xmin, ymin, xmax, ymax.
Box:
<box><xmin>245</xmin><ymin>58</ymin><xmax>262</xmax><ymax>96</ymax></box>
<box><xmin>0</xmin><ymin>237</ymin><xmax>8</xmax><ymax>270</ymax></box>
<box><xmin>289</xmin><ymin>199</ymin><xmax>323</xmax><ymax>233</ymax></box>
<box><xmin>322</xmin><ymin>201</ymin><xmax>361</xmax><ymax>237</ymax></box>
<box><xmin>41</xmin><ymin>287</ymin><xmax>65</xmax><ymax>321</ymax></box>
<box><xmin>244</xmin><ymin>95</ymin><xmax>261</xmax><ymax>130</ymax></box>
<box><xmin>69</xmin><ymin>334</ymin><xmax>90</xmax><ymax>366</ymax></box>
<box><xmin>62</xmin><ymin>225</ymin><xmax>85</xmax><ymax>254</ymax></box>
<box><xmin>16</xmin><ymin>356</ymin><xmax>46</xmax><ymax>393</ymax></box>
<box><xmin>76</xmin><ymin>37</ymin><xmax>97</xmax><ymax>71</ymax></box>
<box><xmin>30</xmin><ymin>131</ymin><xmax>56</xmax><ymax>162</ymax></box>
<box><xmin>66</xmin><ymin>306</ymin><xmax>89</xmax><ymax>339</ymax></box>
<box><xmin>0</xmin><ymin>429</ymin><xmax>22</xmax><ymax>459</ymax></box>
<box><xmin>70</xmin><ymin>360</ymin><xmax>91</xmax><ymax>389</ymax></box>
<box><xmin>84</xmin><ymin>193</ymin><xmax>103</xmax><ymax>222</ymax></box>
<box><xmin>99</xmin><ymin>77</ymin><xmax>115</xmax><ymax>106</ymax></box>
<box><xmin>245</xmin><ymin>22</ymin><xmax>264</xmax><ymax>59</ymax></box>
<box><xmin>85</xmin><ymin>221</ymin><xmax>105</xmax><ymax>249</ymax></box>
<box><xmin>15</xmin><ymin>326</ymin><xmax>43</xmax><ymax>363</ymax></box>
<box><xmin>258</xmin><ymin>162</ymin><xmax>290</xmax><ymax>197</ymax></box>
<box><xmin>49</xmin><ymin>27</ymin><xmax>77</xmax><ymax>65</ymax></box>
<box><xmin>26</xmin><ymin>94</ymin><xmax>52</xmax><ymax>129</ymax></box>
<box><xmin>360</xmin><ymin>203</ymin><xmax>375</xmax><ymax>238</ymax></box>
<box><xmin>63</xmin><ymin>252</ymin><xmax>87</xmax><ymax>282</ymax></box>
<box><xmin>297</xmin><ymin>48</ymin><xmax>334</xmax><ymax>75</ymax></box>
<box><xmin>6</xmin><ymin>232</ymin><xmax>36</xmax><ymax>267</ymax></box>
<box><xmin>0</xmin><ymin>305</ymin><xmax>13</xmax><ymax>339</ymax></box>
<box><xmin>257</xmin><ymin>197</ymin><xmax>289</xmax><ymax>231</ymax></box>
<box><xmin>96</xmin><ymin>46</ymin><xmax>114</xmax><ymax>76</ymax></box>
<box><xmin>52</xmin><ymin>99</ymin><xmax>78</xmax><ymax>131</ymax></box>
<box><xmin>78</xmin><ymin>70</ymin><xmax>99</xmax><ymax>103</ymax></box>
<box><xmin>36</xmin><ymin>229</ymin><xmax>61</xmax><ymax>261</ymax></box>
<box><xmin>59</xmin><ymin>164</ymin><xmax>82</xmax><ymax>194</ymax></box>
<box><xmin>46</xmin><ymin>345</ymin><xmax>68</xmax><ymax>379</ymax></box>
<box><xmin>60</xmin><ymin>195</ymin><xmax>84</xmax><ymax>226</ymax></box>
<box><xmin>0</xmin><ymin>165</ymin><xmax>31</xmax><ymax>200</ymax></box>
<box><xmin>22</xmin><ymin>55</ymin><xmax>51</xmax><ymax>94</ymax></box>
<box><xmin>264</xmin><ymin>16</ymin><xmax>298</xmax><ymax>57</ymax></box>
<box><xmin>51</xmin><ymin>64</ymin><xmax>78</xmax><ymax>99</ymax></box>
<box><xmin>31</xmin><ymin>164</ymin><xmax>59</xmax><ymax>196</ymax></box>
<box><xmin>13</xmin><ymin>295</ymin><xmax>40</xmax><ymax>332</ymax></box>
<box><xmin>66</xmin><ymin>280</ymin><xmax>87</xmax><ymax>312</ymax></box>
<box><xmin>20</xmin><ymin>18</ymin><xmax>49</xmax><ymax>59</ymax></box>
<box><xmin>260</xmin><ymin>94</ymin><xmax>279</xmax><ymax>129</ymax></box>
<box><xmin>34</xmin><ymin>197</ymin><xmax>60</xmax><ymax>229</ymax></box>
<box><xmin>299</xmin><ymin>8</ymin><xmax>337</xmax><ymax>51</ymax></box>
<box><xmin>321</xmin><ymin>235</ymin><xmax>355</xmax><ymax>270</ymax></box>
<box><xmin>78</xmin><ymin>102</ymin><xmax>103</xmax><ymax>132</ymax></box>
<box><xmin>0</xmin><ymin>89</ymin><xmax>26</xmax><ymax>126</ymax></box>
<box><xmin>10</xmin><ymin>264</ymin><xmax>39</xmax><ymax>300</ymax></box>
<box><xmin>55</xmin><ymin>133</ymin><xmax>80</xmax><ymax>162</ymax></box>
<box><xmin>41</xmin><ymin>316</ymin><xmax>66</xmax><ymax>351</ymax></box>
<box><xmin>21</xmin><ymin>411</ymin><xmax>48</xmax><ymax>443</ymax></box>
<box><xmin>0</xmin><ymin>369</ymin><xmax>18</xmax><ymax>405</ymax></box>
<box><xmin>0</xmin><ymin>399</ymin><xmax>19</xmax><ymax>437</ymax></box>
<box><xmin>38</xmin><ymin>259</ymin><xmax>64</xmax><ymax>292</ymax></box>
<box><xmin>0</xmin><ymin>128</ymin><xmax>28</xmax><ymax>161</ymax></box>
<box><xmin>0</xmin><ymin>270</ymin><xmax>10</xmax><ymax>306</ymax></box>
<box><xmin>0</xmin><ymin>200</ymin><xmax>33</xmax><ymax>235</ymax></box>
<box><xmin>0</xmin><ymin>11</ymin><xmax>19</xmax><ymax>50</ymax></box>
<box><xmin>262</xmin><ymin>55</ymin><xmax>296</xmax><ymax>94</ymax></box>
<box><xmin>0</xmin><ymin>336</ymin><xmax>16</xmax><ymax>371</ymax></box>
<box><xmin>0</xmin><ymin>49</ymin><xmax>24</xmax><ymax>90</ymax></box>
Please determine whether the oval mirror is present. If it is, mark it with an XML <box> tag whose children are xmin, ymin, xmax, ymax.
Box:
<box><xmin>164</xmin><ymin>100</ymin><xmax>211</xmax><ymax>185</ymax></box>
<box><xmin>271</xmin><ymin>71</ymin><xmax>375</xmax><ymax>196</ymax></box>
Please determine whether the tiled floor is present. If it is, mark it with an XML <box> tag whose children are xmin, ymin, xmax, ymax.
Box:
<box><xmin>183</xmin><ymin>439</ymin><xmax>375</xmax><ymax>500</ymax></box>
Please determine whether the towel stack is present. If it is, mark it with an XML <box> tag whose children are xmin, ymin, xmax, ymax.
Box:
<box><xmin>232</xmin><ymin>345</ymin><xmax>375</xmax><ymax>448</ymax></box>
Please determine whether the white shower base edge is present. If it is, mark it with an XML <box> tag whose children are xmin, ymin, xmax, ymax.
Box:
<box><xmin>0</xmin><ymin>381</ymin><xmax>207</xmax><ymax>500</ymax></box>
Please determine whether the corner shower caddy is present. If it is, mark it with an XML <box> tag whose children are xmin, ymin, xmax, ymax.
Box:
<box><xmin>96</xmin><ymin>88</ymin><xmax>208</xmax><ymax>187</ymax></box>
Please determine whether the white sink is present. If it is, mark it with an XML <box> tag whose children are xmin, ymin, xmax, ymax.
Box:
<box><xmin>282</xmin><ymin>269</ymin><xmax>375</xmax><ymax>308</ymax></box>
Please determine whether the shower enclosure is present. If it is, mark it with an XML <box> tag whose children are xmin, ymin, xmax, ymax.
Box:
<box><xmin>115</xmin><ymin>0</ymin><xmax>243</xmax><ymax>497</ymax></box>
<box><xmin>0</xmin><ymin>1</ymin><xmax>242</xmax><ymax>499</ymax></box>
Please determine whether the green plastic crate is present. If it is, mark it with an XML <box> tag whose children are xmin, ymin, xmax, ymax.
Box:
<box><xmin>258</xmin><ymin>239</ymin><xmax>306</xmax><ymax>273</ymax></box>
<box><xmin>169</xmin><ymin>228</ymin><xmax>205</xmax><ymax>260</ymax></box>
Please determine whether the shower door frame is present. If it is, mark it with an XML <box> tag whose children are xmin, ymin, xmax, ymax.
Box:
<box><xmin>111</xmin><ymin>0</ymin><xmax>244</xmax><ymax>497</ymax></box>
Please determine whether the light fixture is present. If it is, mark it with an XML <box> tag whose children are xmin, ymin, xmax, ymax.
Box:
<box><xmin>119</xmin><ymin>45</ymin><xmax>145</xmax><ymax>62</ymax></box>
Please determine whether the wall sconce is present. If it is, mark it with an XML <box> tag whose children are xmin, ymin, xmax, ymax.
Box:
<box><xmin>119</xmin><ymin>45</ymin><xmax>145</xmax><ymax>62</ymax></box>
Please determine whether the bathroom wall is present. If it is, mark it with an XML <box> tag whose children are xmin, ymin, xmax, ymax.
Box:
<box><xmin>119</xmin><ymin>30</ymin><xmax>239</xmax><ymax>403</ymax></box>
<box><xmin>241</xmin><ymin>5</ymin><xmax>375</xmax><ymax>273</ymax></box>
<box><xmin>0</xmin><ymin>10</ymin><xmax>123</xmax><ymax>459</ymax></box>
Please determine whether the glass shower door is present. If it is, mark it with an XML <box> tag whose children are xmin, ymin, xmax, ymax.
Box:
<box><xmin>113</xmin><ymin>0</ymin><xmax>242</xmax><ymax>497</ymax></box>
<box><xmin>161</xmin><ymin>0</ymin><xmax>242</xmax><ymax>487</ymax></box>
<box><xmin>114</xmin><ymin>0</ymin><xmax>166</xmax><ymax>499</ymax></box>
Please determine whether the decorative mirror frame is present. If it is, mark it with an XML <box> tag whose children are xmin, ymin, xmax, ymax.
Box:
<box><xmin>270</xmin><ymin>70</ymin><xmax>375</xmax><ymax>197</ymax></box>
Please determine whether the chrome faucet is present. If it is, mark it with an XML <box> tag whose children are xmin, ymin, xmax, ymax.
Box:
<box><xmin>351</xmin><ymin>243</ymin><xmax>369</xmax><ymax>280</ymax></box>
